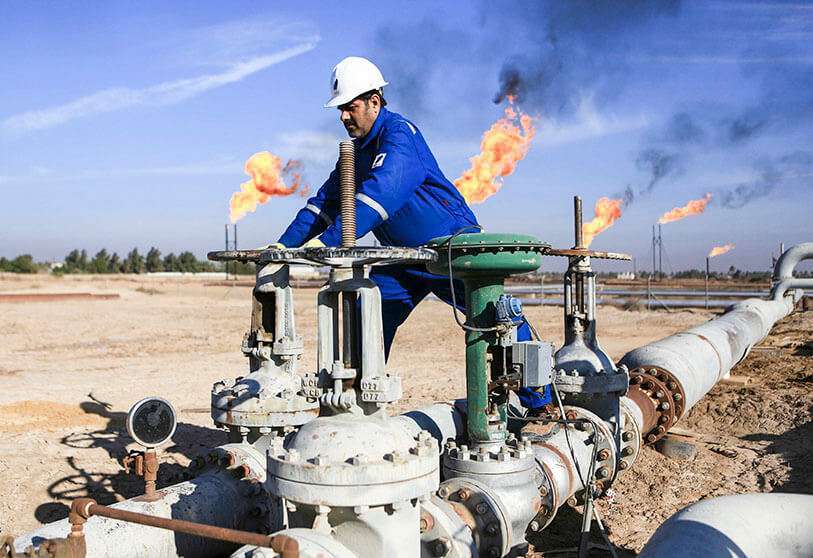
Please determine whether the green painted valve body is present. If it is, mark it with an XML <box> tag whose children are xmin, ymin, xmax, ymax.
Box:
<box><xmin>426</xmin><ymin>233</ymin><xmax>548</xmax><ymax>445</ymax></box>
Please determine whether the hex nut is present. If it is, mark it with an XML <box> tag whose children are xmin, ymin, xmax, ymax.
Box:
<box><xmin>431</xmin><ymin>538</ymin><xmax>451</xmax><ymax>557</ymax></box>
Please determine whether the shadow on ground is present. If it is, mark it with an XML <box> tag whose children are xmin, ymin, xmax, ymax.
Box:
<box><xmin>34</xmin><ymin>396</ymin><xmax>225</xmax><ymax>524</ymax></box>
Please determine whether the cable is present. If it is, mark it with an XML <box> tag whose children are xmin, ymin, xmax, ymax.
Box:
<box><xmin>441</xmin><ymin>226</ymin><xmax>503</xmax><ymax>333</ymax></box>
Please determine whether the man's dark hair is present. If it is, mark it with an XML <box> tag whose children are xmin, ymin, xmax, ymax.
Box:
<box><xmin>359</xmin><ymin>89</ymin><xmax>387</xmax><ymax>107</ymax></box>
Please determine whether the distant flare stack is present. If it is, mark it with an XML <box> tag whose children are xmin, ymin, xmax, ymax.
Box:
<box><xmin>454</xmin><ymin>97</ymin><xmax>535</xmax><ymax>204</ymax></box>
<box><xmin>708</xmin><ymin>243</ymin><xmax>735</xmax><ymax>258</ymax></box>
<box><xmin>658</xmin><ymin>193</ymin><xmax>712</xmax><ymax>224</ymax></box>
<box><xmin>229</xmin><ymin>151</ymin><xmax>309</xmax><ymax>223</ymax></box>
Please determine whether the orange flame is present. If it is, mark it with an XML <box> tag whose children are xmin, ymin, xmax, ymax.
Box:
<box><xmin>454</xmin><ymin>98</ymin><xmax>536</xmax><ymax>204</ymax></box>
<box><xmin>708</xmin><ymin>243</ymin><xmax>735</xmax><ymax>258</ymax></box>
<box><xmin>229</xmin><ymin>152</ymin><xmax>307</xmax><ymax>222</ymax></box>
<box><xmin>582</xmin><ymin>197</ymin><xmax>623</xmax><ymax>247</ymax></box>
<box><xmin>658</xmin><ymin>192</ymin><xmax>712</xmax><ymax>224</ymax></box>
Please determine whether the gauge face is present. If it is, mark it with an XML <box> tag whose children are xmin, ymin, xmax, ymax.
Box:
<box><xmin>126</xmin><ymin>397</ymin><xmax>177</xmax><ymax>448</ymax></box>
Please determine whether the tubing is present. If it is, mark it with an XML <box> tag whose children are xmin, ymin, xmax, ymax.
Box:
<box><xmin>13</xmin><ymin>471</ymin><xmax>253</xmax><ymax>557</ymax></box>
<box><xmin>771</xmin><ymin>242</ymin><xmax>813</xmax><ymax>300</ymax></box>
<box><xmin>639</xmin><ymin>493</ymin><xmax>813</xmax><ymax>558</ymax></box>
<box><xmin>338</xmin><ymin>141</ymin><xmax>356</xmax><ymax>248</ymax></box>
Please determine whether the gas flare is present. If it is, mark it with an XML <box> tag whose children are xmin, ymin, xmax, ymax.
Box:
<box><xmin>708</xmin><ymin>243</ymin><xmax>735</xmax><ymax>258</ymax></box>
<box><xmin>454</xmin><ymin>98</ymin><xmax>536</xmax><ymax>204</ymax></box>
<box><xmin>229</xmin><ymin>152</ymin><xmax>307</xmax><ymax>222</ymax></box>
<box><xmin>582</xmin><ymin>197</ymin><xmax>623</xmax><ymax>247</ymax></box>
<box><xmin>658</xmin><ymin>192</ymin><xmax>712</xmax><ymax>224</ymax></box>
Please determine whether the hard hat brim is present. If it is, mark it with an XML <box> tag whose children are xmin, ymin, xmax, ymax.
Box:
<box><xmin>324</xmin><ymin>81</ymin><xmax>389</xmax><ymax>108</ymax></box>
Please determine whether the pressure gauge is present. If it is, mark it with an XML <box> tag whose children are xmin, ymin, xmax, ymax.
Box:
<box><xmin>126</xmin><ymin>397</ymin><xmax>177</xmax><ymax>448</ymax></box>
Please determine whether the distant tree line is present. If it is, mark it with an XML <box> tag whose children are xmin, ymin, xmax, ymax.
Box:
<box><xmin>0</xmin><ymin>254</ymin><xmax>41</xmax><ymax>273</ymax></box>
<box><xmin>58</xmin><ymin>248</ymin><xmax>219</xmax><ymax>274</ymax></box>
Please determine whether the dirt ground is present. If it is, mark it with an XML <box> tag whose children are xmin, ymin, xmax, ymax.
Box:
<box><xmin>0</xmin><ymin>273</ymin><xmax>809</xmax><ymax>556</ymax></box>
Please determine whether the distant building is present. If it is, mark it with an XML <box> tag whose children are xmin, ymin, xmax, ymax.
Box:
<box><xmin>616</xmin><ymin>271</ymin><xmax>635</xmax><ymax>280</ymax></box>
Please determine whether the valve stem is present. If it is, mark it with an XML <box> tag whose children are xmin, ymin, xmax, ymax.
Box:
<box><xmin>339</xmin><ymin>141</ymin><xmax>356</xmax><ymax>248</ymax></box>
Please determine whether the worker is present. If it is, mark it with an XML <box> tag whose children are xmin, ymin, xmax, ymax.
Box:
<box><xmin>275</xmin><ymin>56</ymin><xmax>549</xmax><ymax>409</ymax></box>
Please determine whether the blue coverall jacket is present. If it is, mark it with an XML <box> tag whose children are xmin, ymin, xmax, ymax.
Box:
<box><xmin>278</xmin><ymin>107</ymin><xmax>548</xmax><ymax>408</ymax></box>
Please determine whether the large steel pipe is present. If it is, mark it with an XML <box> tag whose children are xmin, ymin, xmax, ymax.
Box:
<box><xmin>13</xmin><ymin>470</ymin><xmax>254</xmax><ymax>558</ymax></box>
<box><xmin>619</xmin><ymin>242</ymin><xmax>809</xmax><ymax>443</ymax></box>
<box><xmin>639</xmin><ymin>493</ymin><xmax>813</xmax><ymax>558</ymax></box>
<box><xmin>772</xmin><ymin>242</ymin><xmax>813</xmax><ymax>300</ymax></box>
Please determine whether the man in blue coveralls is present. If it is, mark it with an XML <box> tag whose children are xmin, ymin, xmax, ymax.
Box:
<box><xmin>274</xmin><ymin>56</ymin><xmax>548</xmax><ymax>409</ymax></box>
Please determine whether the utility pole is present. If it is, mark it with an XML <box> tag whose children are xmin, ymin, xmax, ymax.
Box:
<box><xmin>224</xmin><ymin>225</ymin><xmax>230</xmax><ymax>279</ymax></box>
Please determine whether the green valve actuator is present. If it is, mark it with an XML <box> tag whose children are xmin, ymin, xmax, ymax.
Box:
<box><xmin>426</xmin><ymin>232</ymin><xmax>549</xmax><ymax>445</ymax></box>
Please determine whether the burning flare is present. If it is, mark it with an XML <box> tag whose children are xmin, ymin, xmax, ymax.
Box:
<box><xmin>708</xmin><ymin>243</ymin><xmax>735</xmax><ymax>258</ymax></box>
<box><xmin>582</xmin><ymin>197</ymin><xmax>623</xmax><ymax>247</ymax></box>
<box><xmin>454</xmin><ymin>98</ymin><xmax>536</xmax><ymax>204</ymax></box>
<box><xmin>658</xmin><ymin>193</ymin><xmax>712</xmax><ymax>224</ymax></box>
<box><xmin>229</xmin><ymin>152</ymin><xmax>307</xmax><ymax>223</ymax></box>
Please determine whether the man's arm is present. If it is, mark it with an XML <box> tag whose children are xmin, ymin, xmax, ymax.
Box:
<box><xmin>277</xmin><ymin>165</ymin><xmax>340</xmax><ymax>247</ymax></box>
<box><xmin>317</xmin><ymin>123</ymin><xmax>427</xmax><ymax>246</ymax></box>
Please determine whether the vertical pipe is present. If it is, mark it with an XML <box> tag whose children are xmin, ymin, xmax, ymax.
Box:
<box><xmin>705</xmin><ymin>257</ymin><xmax>710</xmax><ymax>309</ymax></box>
<box><xmin>225</xmin><ymin>225</ymin><xmax>230</xmax><ymax>279</ymax></box>
<box><xmin>338</xmin><ymin>141</ymin><xmax>356</xmax><ymax>248</ymax></box>
<box><xmin>574</xmin><ymin>197</ymin><xmax>585</xmax><ymax>311</ymax></box>
<box><xmin>658</xmin><ymin>224</ymin><xmax>663</xmax><ymax>281</ymax></box>
<box><xmin>652</xmin><ymin>225</ymin><xmax>657</xmax><ymax>278</ymax></box>
<box><xmin>464</xmin><ymin>278</ymin><xmax>504</xmax><ymax>444</ymax></box>
<box><xmin>233</xmin><ymin>224</ymin><xmax>237</xmax><ymax>251</ymax></box>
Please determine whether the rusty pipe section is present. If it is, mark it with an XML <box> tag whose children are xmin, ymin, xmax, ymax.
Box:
<box><xmin>619</xmin><ymin>243</ymin><xmax>809</xmax><ymax>444</ymax></box>
<box><xmin>771</xmin><ymin>242</ymin><xmax>813</xmax><ymax>300</ymax></box>
<box><xmin>338</xmin><ymin>140</ymin><xmax>356</xmax><ymax>248</ymax></box>
<box><xmin>13</xmin><ymin>470</ymin><xmax>255</xmax><ymax>558</ymax></box>
<box><xmin>70</xmin><ymin>499</ymin><xmax>299</xmax><ymax>557</ymax></box>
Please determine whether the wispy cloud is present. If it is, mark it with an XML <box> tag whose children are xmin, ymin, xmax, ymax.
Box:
<box><xmin>2</xmin><ymin>42</ymin><xmax>316</xmax><ymax>135</ymax></box>
<box><xmin>276</xmin><ymin>130</ymin><xmax>345</xmax><ymax>166</ymax></box>
<box><xmin>537</xmin><ymin>98</ymin><xmax>649</xmax><ymax>147</ymax></box>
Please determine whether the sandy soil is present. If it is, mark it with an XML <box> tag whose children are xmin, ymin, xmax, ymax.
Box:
<box><xmin>0</xmin><ymin>273</ymin><xmax>809</xmax><ymax>556</ymax></box>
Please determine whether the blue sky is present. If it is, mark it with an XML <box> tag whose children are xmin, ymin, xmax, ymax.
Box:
<box><xmin>1</xmin><ymin>1</ymin><xmax>810</xmax><ymax>272</ymax></box>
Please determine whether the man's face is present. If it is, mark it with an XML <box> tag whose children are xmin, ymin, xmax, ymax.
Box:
<box><xmin>338</xmin><ymin>95</ymin><xmax>380</xmax><ymax>138</ymax></box>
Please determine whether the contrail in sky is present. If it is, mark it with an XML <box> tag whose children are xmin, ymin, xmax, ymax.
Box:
<box><xmin>1</xmin><ymin>42</ymin><xmax>316</xmax><ymax>134</ymax></box>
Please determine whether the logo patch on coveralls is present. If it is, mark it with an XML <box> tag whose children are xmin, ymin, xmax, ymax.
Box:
<box><xmin>372</xmin><ymin>153</ymin><xmax>387</xmax><ymax>168</ymax></box>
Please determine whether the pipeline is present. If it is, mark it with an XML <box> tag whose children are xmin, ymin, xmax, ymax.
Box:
<box><xmin>639</xmin><ymin>493</ymin><xmax>813</xmax><ymax>558</ymax></box>
<box><xmin>619</xmin><ymin>243</ymin><xmax>811</xmax><ymax>443</ymax></box>
<box><xmin>772</xmin><ymin>242</ymin><xmax>813</xmax><ymax>300</ymax></box>
<box><xmin>11</xmin><ymin>469</ymin><xmax>259</xmax><ymax>557</ymax></box>
<box><xmin>338</xmin><ymin>140</ymin><xmax>356</xmax><ymax>248</ymax></box>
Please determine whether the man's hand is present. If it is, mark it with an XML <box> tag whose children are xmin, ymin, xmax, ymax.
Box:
<box><xmin>302</xmin><ymin>238</ymin><xmax>325</xmax><ymax>248</ymax></box>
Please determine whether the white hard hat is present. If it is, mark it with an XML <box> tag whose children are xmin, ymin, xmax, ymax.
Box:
<box><xmin>324</xmin><ymin>56</ymin><xmax>388</xmax><ymax>108</ymax></box>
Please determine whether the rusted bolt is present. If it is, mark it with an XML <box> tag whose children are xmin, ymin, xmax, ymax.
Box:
<box><xmin>486</xmin><ymin>522</ymin><xmax>500</xmax><ymax>535</ymax></box>
<box><xmin>619</xmin><ymin>461</ymin><xmax>630</xmax><ymax>470</ymax></box>
<box><xmin>667</xmin><ymin>381</ymin><xmax>677</xmax><ymax>390</ymax></box>
<box><xmin>673</xmin><ymin>393</ymin><xmax>683</xmax><ymax>402</ymax></box>
<box><xmin>622</xmin><ymin>431</ymin><xmax>634</xmax><ymax>442</ymax></box>
<box><xmin>595</xmin><ymin>467</ymin><xmax>609</xmax><ymax>479</ymax></box>
<box><xmin>539</xmin><ymin>484</ymin><xmax>549</xmax><ymax>497</ymax></box>
<box><xmin>431</xmin><ymin>538</ymin><xmax>451</xmax><ymax>557</ymax></box>
<box><xmin>621</xmin><ymin>447</ymin><xmax>634</xmax><ymax>457</ymax></box>
<box><xmin>420</xmin><ymin>510</ymin><xmax>435</xmax><ymax>534</ymax></box>
<box><xmin>567</xmin><ymin>496</ymin><xmax>578</xmax><ymax>507</ymax></box>
<box><xmin>475</xmin><ymin>502</ymin><xmax>488</xmax><ymax>515</ymax></box>
<box><xmin>647</xmin><ymin>433</ymin><xmax>658</xmax><ymax>443</ymax></box>
<box><xmin>565</xmin><ymin>410</ymin><xmax>578</xmax><ymax>421</ymax></box>
<box><xmin>597</xmin><ymin>449</ymin><xmax>611</xmax><ymax>461</ymax></box>
<box><xmin>642</xmin><ymin>381</ymin><xmax>652</xmax><ymax>390</ymax></box>
<box><xmin>457</xmin><ymin>488</ymin><xmax>471</xmax><ymax>501</ymax></box>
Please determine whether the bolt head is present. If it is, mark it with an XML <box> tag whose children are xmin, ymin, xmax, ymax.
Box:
<box><xmin>622</xmin><ymin>431</ymin><xmax>634</xmax><ymax>442</ymax></box>
<box><xmin>619</xmin><ymin>460</ymin><xmax>629</xmax><ymax>470</ymax></box>
<box><xmin>457</xmin><ymin>488</ymin><xmax>471</xmax><ymax>501</ymax></box>
<box><xmin>529</xmin><ymin>520</ymin><xmax>540</xmax><ymax>532</ymax></box>
<box><xmin>486</xmin><ymin>521</ymin><xmax>500</xmax><ymax>535</ymax></box>
<box><xmin>431</xmin><ymin>538</ymin><xmax>451</xmax><ymax>557</ymax></box>
<box><xmin>438</xmin><ymin>485</ymin><xmax>451</xmax><ymax>498</ymax></box>
<box><xmin>475</xmin><ymin>502</ymin><xmax>488</xmax><ymax>515</ymax></box>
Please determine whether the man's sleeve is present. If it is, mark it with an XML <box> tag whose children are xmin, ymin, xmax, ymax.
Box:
<box><xmin>277</xmin><ymin>165</ymin><xmax>340</xmax><ymax>247</ymax></box>
<box><xmin>318</xmin><ymin>123</ymin><xmax>426</xmax><ymax>246</ymax></box>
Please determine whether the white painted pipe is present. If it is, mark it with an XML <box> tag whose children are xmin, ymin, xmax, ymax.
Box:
<box><xmin>13</xmin><ymin>471</ymin><xmax>253</xmax><ymax>557</ymax></box>
<box><xmin>620</xmin><ymin>294</ymin><xmax>796</xmax><ymax>415</ymax></box>
<box><xmin>771</xmin><ymin>242</ymin><xmax>813</xmax><ymax>300</ymax></box>
<box><xmin>640</xmin><ymin>493</ymin><xmax>813</xmax><ymax>558</ymax></box>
